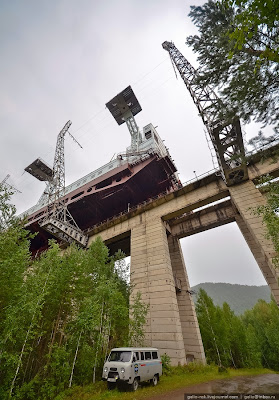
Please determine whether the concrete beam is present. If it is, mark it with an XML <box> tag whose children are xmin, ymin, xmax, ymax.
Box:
<box><xmin>169</xmin><ymin>200</ymin><xmax>236</xmax><ymax>238</ymax></box>
<box><xmin>104</xmin><ymin>230</ymin><xmax>131</xmax><ymax>256</ymax></box>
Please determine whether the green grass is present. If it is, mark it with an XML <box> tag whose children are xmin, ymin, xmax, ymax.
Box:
<box><xmin>54</xmin><ymin>364</ymin><xmax>276</xmax><ymax>400</ymax></box>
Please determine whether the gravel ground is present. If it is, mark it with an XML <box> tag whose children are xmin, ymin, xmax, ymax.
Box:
<box><xmin>145</xmin><ymin>374</ymin><xmax>279</xmax><ymax>400</ymax></box>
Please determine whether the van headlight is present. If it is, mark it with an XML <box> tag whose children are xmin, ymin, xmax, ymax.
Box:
<box><xmin>120</xmin><ymin>367</ymin><xmax>125</xmax><ymax>374</ymax></box>
<box><xmin>104</xmin><ymin>367</ymin><xmax>108</xmax><ymax>373</ymax></box>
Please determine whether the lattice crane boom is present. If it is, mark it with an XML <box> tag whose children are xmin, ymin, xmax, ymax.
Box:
<box><xmin>162</xmin><ymin>41</ymin><xmax>248</xmax><ymax>186</ymax></box>
<box><xmin>1</xmin><ymin>174</ymin><xmax>21</xmax><ymax>193</ymax></box>
<box><xmin>1</xmin><ymin>174</ymin><xmax>10</xmax><ymax>185</ymax></box>
<box><xmin>48</xmin><ymin>120</ymin><xmax>71</xmax><ymax>206</ymax></box>
<box><xmin>25</xmin><ymin>121</ymin><xmax>88</xmax><ymax>248</ymax></box>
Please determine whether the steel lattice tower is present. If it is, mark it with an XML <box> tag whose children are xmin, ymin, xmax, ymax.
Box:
<box><xmin>162</xmin><ymin>41</ymin><xmax>248</xmax><ymax>186</ymax></box>
<box><xmin>25</xmin><ymin>121</ymin><xmax>88</xmax><ymax>247</ymax></box>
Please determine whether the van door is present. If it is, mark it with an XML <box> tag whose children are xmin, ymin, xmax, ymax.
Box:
<box><xmin>144</xmin><ymin>351</ymin><xmax>152</xmax><ymax>380</ymax></box>
<box><xmin>151</xmin><ymin>350</ymin><xmax>161</xmax><ymax>377</ymax></box>
<box><xmin>130</xmin><ymin>352</ymin><xmax>136</xmax><ymax>383</ymax></box>
<box><xmin>138</xmin><ymin>351</ymin><xmax>147</xmax><ymax>381</ymax></box>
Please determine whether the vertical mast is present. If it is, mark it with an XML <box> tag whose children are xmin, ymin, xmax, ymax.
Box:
<box><xmin>46</xmin><ymin>120</ymin><xmax>71</xmax><ymax>209</ymax></box>
<box><xmin>162</xmin><ymin>41</ymin><xmax>248</xmax><ymax>186</ymax></box>
<box><xmin>25</xmin><ymin>121</ymin><xmax>88</xmax><ymax>247</ymax></box>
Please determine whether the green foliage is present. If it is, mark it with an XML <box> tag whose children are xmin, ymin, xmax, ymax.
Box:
<box><xmin>195</xmin><ymin>288</ymin><xmax>279</xmax><ymax>370</ymax></box>
<box><xmin>242</xmin><ymin>299</ymin><xmax>279</xmax><ymax>370</ymax></box>
<box><xmin>186</xmin><ymin>0</ymin><xmax>279</xmax><ymax>131</ymax></box>
<box><xmin>165</xmin><ymin>360</ymin><xmax>217</xmax><ymax>377</ymax></box>
<box><xmin>0</xmin><ymin>187</ymin><xmax>148</xmax><ymax>399</ymax></box>
<box><xmin>248</xmin><ymin>131</ymin><xmax>279</xmax><ymax>153</ymax></box>
<box><xmin>161</xmin><ymin>353</ymin><xmax>171</xmax><ymax>375</ymax></box>
<box><xmin>128</xmin><ymin>292</ymin><xmax>149</xmax><ymax>347</ymax></box>
<box><xmin>0</xmin><ymin>183</ymin><xmax>17</xmax><ymax>231</ymax></box>
<box><xmin>196</xmin><ymin>289</ymin><xmax>226</xmax><ymax>367</ymax></box>
<box><xmin>221</xmin><ymin>0</ymin><xmax>279</xmax><ymax>63</ymax></box>
<box><xmin>254</xmin><ymin>176</ymin><xmax>279</xmax><ymax>267</ymax></box>
<box><xmin>0</xmin><ymin>185</ymin><xmax>33</xmax><ymax>316</ymax></box>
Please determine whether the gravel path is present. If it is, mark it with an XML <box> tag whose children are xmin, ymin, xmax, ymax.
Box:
<box><xmin>146</xmin><ymin>374</ymin><xmax>279</xmax><ymax>400</ymax></box>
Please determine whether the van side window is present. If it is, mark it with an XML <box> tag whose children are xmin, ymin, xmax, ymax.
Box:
<box><xmin>135</xmin><ymin>352</ymin><xmax>139</xmax><ymax>360</ymax></box>
<box><xmin>141</xmin><ymin>352</ymin><xmax>144</xmax><ymax>360</ymax></box>
<box><xmin>152</xmin><ymin>351</ymin><xmax>158</xmax><ymax>359</ymax></box>
<box><xmin>145</xmin><ymin>351</ymin><xmax>151</xmax><ymax>360</ymax></box>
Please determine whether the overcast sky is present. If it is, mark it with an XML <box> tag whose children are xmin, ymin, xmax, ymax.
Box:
<box><xmin>0</xmin><ymin>0</ymin><xmax>268</xmax><ymax>287</ymax></box>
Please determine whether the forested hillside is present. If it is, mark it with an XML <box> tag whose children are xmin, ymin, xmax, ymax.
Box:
<box><xmin>195</xmin><ymin>288</ymin><xmax>279</xmax><ymax>370</ymax></box>
<box><xmin>192</xmin><ymin>283</ymin><xmax>271</xmax><ymax>314</ymax></box>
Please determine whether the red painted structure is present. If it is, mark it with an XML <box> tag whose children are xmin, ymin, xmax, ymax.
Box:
<box><xmin>25</xmin><ymin>152</ymin><xmax>178</xmax><ymax>255</ymax></box>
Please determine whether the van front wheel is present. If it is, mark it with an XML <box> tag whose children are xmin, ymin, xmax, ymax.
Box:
<box><xmin>107</xmin><ymin>382</ymin><xmax>116</xmax><ymax>390</ymax></box>
<box><xmin>130</xmin><ymin>377</ymin><xmax>139</xmax><ymax>391</ymax></box>
<box><xmin>150</xmin><ymin>374</ymin><xmax>158</xmax><ymax>386</ymax></box>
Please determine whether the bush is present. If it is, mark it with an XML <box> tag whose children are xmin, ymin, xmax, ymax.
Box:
<box><xmin>161</xmin><ymin>353</ymin><xmax>172</xmax><ymax>375</ymax></box>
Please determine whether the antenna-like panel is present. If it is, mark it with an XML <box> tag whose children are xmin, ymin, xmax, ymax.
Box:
<box><xmin>106</xmin><ymin>85</ymin><xmax>142</xmax><ymax>125</ymax></box>
<box><xmin>106</xmin><ymin>86</ymin><xmax>142</xmax><ymax>151</ymax></box>
<box><xmin>25</xmin><ymin>158</ymin><xmax>53</xmax><ymax>182</ymax></box>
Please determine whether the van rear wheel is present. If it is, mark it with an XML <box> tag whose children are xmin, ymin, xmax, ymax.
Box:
<box><xmin>150</xmin><ymin>374</ymin><xmax>158</xmax><ymax>386</ymax></box>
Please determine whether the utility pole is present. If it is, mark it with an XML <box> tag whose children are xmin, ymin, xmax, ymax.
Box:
<box><xmin>162</xmin><ymin>41</ymin><xmax>248</xmax><ymax>186</ymax></box>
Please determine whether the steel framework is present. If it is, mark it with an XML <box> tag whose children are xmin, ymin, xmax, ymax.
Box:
<box><xmin>162</xmin><ymin>41</ymin><xmax>248</xmax><ymax>186</ymax></box>
<box><xmin>1</xmin><ymin>174</ymin><xmax>21</xmax><ymax>193</ymax></box>
<box><xmin>25</xmin><ymin>121</ymin><xmax>88</xmax><ymax>247</ymax></box>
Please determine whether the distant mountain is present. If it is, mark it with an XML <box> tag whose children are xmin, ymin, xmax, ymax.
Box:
<box><xmin>191</xmin><ymin>282</ymin><xmax>272</xmax><ymax>315</ymax></box>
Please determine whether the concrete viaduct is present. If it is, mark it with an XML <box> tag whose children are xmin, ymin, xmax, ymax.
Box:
<box><xmin>86</xmin><ymin>147</ymin><xmax>279</xmax><ymax>365</ymax></box>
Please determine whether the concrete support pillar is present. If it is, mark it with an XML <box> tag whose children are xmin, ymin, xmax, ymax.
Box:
<box><xmin>168</xmin><ymin>235</ymin><xmax>206</xmax><ymax>363</ymax></box>
<box><xmin>130</xmin><ymin>215</ymin><xmax>186</xmax><ymax>365</ymax></box>
<box><xmin>229</xmin><ymin>180</ymin><xmax>279</xmax><ymax>304</ymax></box>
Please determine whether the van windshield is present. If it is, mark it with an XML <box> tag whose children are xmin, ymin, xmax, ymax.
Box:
<box><xmin>108</xmin><ymin>351</ymin><xmax>132</xmax><ymax>362</ymax></box>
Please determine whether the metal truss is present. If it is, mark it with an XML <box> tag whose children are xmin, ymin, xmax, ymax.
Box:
<box><xmin>25</xmin><ymin>121</ymin><xmax>88</xmax><ymax>247</ymax></box>
<box><xmin>124</xmin><ymin>113</ymin><xmax>142</xmax><ymax>151</ymax></box>
<box><xmin>162</xmin><ymin>41</ymin><xmax>248</xmax><ymax>186</ymax></box>
<box><xmin>41</xmin><ymin>121</ymin><xmax>88</xmax><ymax>247</ymax></box>
<box><xmin>40</xmin><ymin>206</ymin><xmax>88</xmax><ymax>248</ymax></box>
<box><xmin>1</xmin><ymin>174</ymin><xmax>21</xmax><ymax>193</ymax></box>
<box><xmin>47</xmin><ymin>120</ymin><xmax>71</xmax><ymax>205</ymax></box>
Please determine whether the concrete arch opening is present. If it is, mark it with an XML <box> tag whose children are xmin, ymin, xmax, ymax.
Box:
<box><xmin>88</xmin><ymin>154</ymin><xmax>279</xmax><ymax>365</ymax></box>
<box><xmin>180</xmin><ymin>222</ymin><xmax>268</xmax><ymax>288</ymax></box>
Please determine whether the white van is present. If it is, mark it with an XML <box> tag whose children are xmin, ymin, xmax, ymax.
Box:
<box><xmin>102</xmin><ymin>347</ymin><xmax>162</xmax><ymax>391</ymax></box>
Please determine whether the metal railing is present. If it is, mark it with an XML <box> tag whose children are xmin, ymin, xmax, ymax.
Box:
<box><xmin>85</xmin><ymin>167</ymin><xmax>220</xmax><ymax>233</ymax></box>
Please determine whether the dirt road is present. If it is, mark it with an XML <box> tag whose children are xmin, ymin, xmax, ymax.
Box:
<box><xmin>146</xmin><ymin>374</ymin><xmax>279</xmax><ymax>400</ymax></box>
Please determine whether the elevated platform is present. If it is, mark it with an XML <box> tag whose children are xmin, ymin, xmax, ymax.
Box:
<box><xmin>23</xmin><ymin>124</ymin><xmax>178</xmax><ymax>255</ymax></box>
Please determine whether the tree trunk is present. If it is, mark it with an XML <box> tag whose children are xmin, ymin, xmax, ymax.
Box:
<box><xmin>93</xmin><ymin>301</ymin><xmax>104</xmax><ymax>384</ymax></box>
<box><xmin>69</xmin><ymin>331</ymin><xmax>82</xmax><ymax>388</ymax></box>
<box><xmin>9</xmin><ymin>267</ymin><xmax>51</xmax><ymax>398</ymax></box>
<box><xmin>48</xmin><ymin>302</ymin><xmax>63</xmax><ymax>357</ymax></box>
